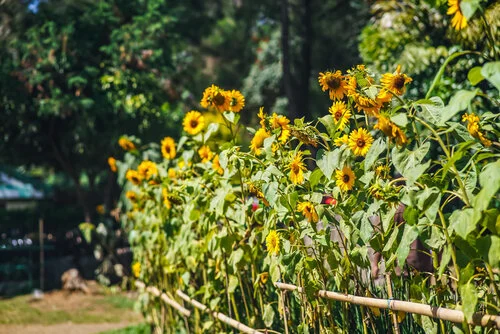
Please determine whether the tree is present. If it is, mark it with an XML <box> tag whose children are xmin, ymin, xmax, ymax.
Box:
<box><xmin>0</xmin><ymin>0</ymin><xmax>214</xmax><ymax>222</ymax></box>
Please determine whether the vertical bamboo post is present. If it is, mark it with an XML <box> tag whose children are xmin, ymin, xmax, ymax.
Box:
<box><xmin>39</xmin><ymin>218</ymin><xmax>44</xmax><ymax>291</ymax></box>
<box><xmin>385</xmin><ymin>274</ymin><xmax>400</xmax><ymax>334</ymax></box>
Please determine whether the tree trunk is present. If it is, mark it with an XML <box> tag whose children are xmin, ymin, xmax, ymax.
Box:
<box><xmin>281</xmin><ymin>0</ymin><xmax>295</xmax><ymax>118</ymax></box>
<box><xmin>49</xmin><ymin>128</ymin><xmax>92</xmax><ymax>222</ymax></box>
<box><xmin>281</xmin><ymin>0</ymin><xmax>312</xmax><ymax>121</ymax></box>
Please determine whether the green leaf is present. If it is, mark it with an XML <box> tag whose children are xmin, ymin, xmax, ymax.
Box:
<box><xmin>477</xmin><ymin>235</ymin><xmax>500</xmax><ymax>268</ymax></box>
<box><xmin>460</xmin><ymin>0</ymin><xmax>481</xmax><ymax>20</ymax></box>
<box><xmin>229</xmin><ymin>248</ymin><xmax>244</xmax><ymax>269</ymax></box>
<box><xmin>390</xmin><ymin>113</ymin><xmax>409</xmax><ymax>127</ymax></box>
<box><xmin>228</xmin><ymin>275</ymin><xmax>239</xmax><ymax>293</ymax></box>
<box><xmin>309</xmin><ymin>168</ymin><xmax>324</xmax><ymax>190</ymax></box>
<box><xmin>203</xmin><ymin>122</ymin><xmax>219</xmax><ymax>143</ymax></box>
<box><xmin>414</xmin><ymin>97</ymin><xmax>444</xmax><ymax>126</ymax></box>
<box><xmin>223</xmin><ymin>111</ymin><xmax>240</xmax><ymax>124</ymax></box>
<box><xmin>467</xmin><ymin>66</ymin><xmax>484</xmax><ymax>86</ymax></box>
<box><xmin>439</xmin><ymin>245</ymin><xmax>452</xmax><ymax>276</ymax></box>
<box><xmin>481</xmin><ymin>62</ymin><xmax>500</xmax><ymax>92</ymax></box>
<box><xmin>392</xmin><ymin>142</ymin><xmax>430</xmax><ymax>184</ymax></box>
<box><xmin>396</xmin><ymin>225</ymin><xmax>419</xmax><ymax>266</ymax></box>
<box><xmin>473</xmin><ymin>160</ymin><xmax>500</xmax><ymax>220</ymax></box>
<box><xmin>416</xmin><ymin>187</ymin><xmax>441</xmax><ymax>222</ymax></box>
<box><xmin>459</xmin><ymin>282</ymin><xmax>477</xmax><ymax>322</ymax></box>
<box><xmin>449</xmin><ymin>208</ymin><xmax>475</xmax><ymax>239</ymax></box>
<box><xmin>364</xmin><ymin>137</ymin><xmax>386</xmax><ymax>171</ymax></box>
<box><xmin>263</xmin><ymin>304</ymin><xmax>275</xmax><ymax>327</ymax></box>
<box><xmin>403</xmin><ymin>206</ymin><xmax>419</xmax><ymax>226</ymax></box>
<box><xmin>263</xmin><ymin>182</ymin><xmax>279</xmax><ymax>206</ymax></box>
<box><xmin>319</xmin><ymin>115</ymin><xmax>337</xmax><ymax>138</ymax></box>
<box><xmin>440</xmin><ymin>89</ymin><xmax>478</xmax><ymax>125</ymax></box>
<box><xmin>316</xmin><ymin>149</ymin><xmax>345</xmax><ymax>180</ymax></box>
<box><xmin>78</xmin><ymin>222</ymin><xmax>95</xmax><ymax>244</ymax></box>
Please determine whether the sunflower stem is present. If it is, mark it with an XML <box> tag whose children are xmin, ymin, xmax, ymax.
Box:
<box><xmin>425</xmin><ymin>51</ymin><xmax>481</xmax><ymax>99</ymax></box>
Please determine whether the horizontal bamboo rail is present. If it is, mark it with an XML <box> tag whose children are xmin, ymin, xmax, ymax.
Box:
<box><xmin>275</xmin><ymin>282</ymin><xmax>500</xmax><ymax>329</ymax></box>
<box><xmin>176</xmin><ymin>289</ymin><xmax>264</xmax><ymax>334</ymax></box>
<box><xmin>135</xmin><ymin>281</ymin><xmax>191</xmax><ymax>317</ymax></box>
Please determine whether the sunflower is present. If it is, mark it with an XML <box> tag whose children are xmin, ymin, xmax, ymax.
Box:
<box><xmin>200</xmin><ymin>85</ymin><xmax>229</xmax><ymax>112</ymax></box>
<box><xmin>160</xmin><ymin>137</ymin><xmax>176</xmax><ymax>159</ymax></box>
<box><xmin>334</xmin><ymin>134</ymin><xmax>349</xmax><ymax>147</ymax></box>
<box><xmin>351</xmin><ymin>92</ymin><xmax>381</xmax><ymax>116</ymax></box>
<box><xmin>297</xmin><ymin>202</ymin><xmax>319</xmax><ymax>223</ymax></box>
<box><xmin>132</xmin><ymin>262</ymin><xmax>141</xmax><ymax>278</ymax></box>
<box><xmin>108</xmin><ymin>157</ymin><xmax>117</xmax><ymax>172</ymax></box>
<box><xmin>257</xmin><ymin>107</ymin><xmax>266</xmax><ymax>128</ymax></box>
<box><xmin>178</xmin><ymin>159</ymin><xmax>192</xmax><ymax>169</ymax></box>
<box><xmin>162</xmin><ymin>188</ymin><xmax>172</xmax><ymax>210</ymax></box>
<box><xmin>126</xmin><ymin>169</ymin><xmax>143</xmax><ymax>185</ymax></box>
<box><xmin>270</xmin><ymin>113</ymin><xmax>291</xmax><ymax>143</ymax></box>
<box><xmin>375</xmin><ymin>165</ymin><xmax>391</xmax><ymax>179</ymax></box>
<box><xmin>335</xmin><ymin>166</ymin><xmax>355</xmax><ymax>191</ymax></box>
<box><xmin>318</xmin><ymin>70</ymin><xmax>347</xmax><ymax>100</ymax></box>
<box><xmin>212</xmin><ymin>154</ymin><xmax>224</xmax><ymax>175</ymax></box>
<box><xmin>447</xmin><ymin>0</ymin><xmax>467</xmax><ymax>30</ymax></box>
<box><xmin>289</xmin><ymin>152</ymin><xmax>307</xmax><ymax>185</ymax></box>
<box><xmin>348</xmin><ymin>128</ymin><xmax>374</xmax><ymax>156</ymax></box>
<box><xmin>378</xmin><ymin>65</ymin><xmax>412</xmax><ymax>102</ymax></box>
<box><xmin>137</xmin><ymin>160</ymin><xmax>158</xmax><ymax>179</ymax></box>
<box><xmin>168</xmin><ymin>168</ymin><xmax>176</xmax><ymax>179</ymax></box>
<box><xmin>96</xmin><ymin>204</ymin><xmax>105</xmax><ymax>215</ymax></box>
<box><xmin>126</xmin><ymin>190</ymin><xmax>138</xmax><ymax>202</ymax></box>
<box><xmin>329</xmin><ymin>101</ymin><xmax>352</xmax><ymax>131</ymax></box>
<box><xmin>266</xmin><ymin>230</ymin><xmax>280</xmax><ymax>255</ymax></box>
<box><xmin>250</xmin><ymin>128</ymin><xmax>270</xmax><ymax>155</ymax></box>
<box><xmin>374</xmin><ymin>115</ymin><xmax>407</xmax><ymax>146</ymax></box>
<box><xmin>198</xmin><ymin>145</ymin><xmax>214</xmax><ymax>163</ymax></box>
<box><xmin>462</xmin><ymin>113</ymin><xmax>492</xmax><ymax>146</ymax></box>
<box><xmin>118</xmin><ymin>137</ymin><xmax>136</xmax><ymax>151</ymax></box>
<box><xmin>183</xmin><ymin>110</ymin><xmax>205</xmax><ymax>135</ymax></box>
<box><xmin>228</xmin><ymin>89</ymin><xmax>245</xmax><ymax>112</ymax></box>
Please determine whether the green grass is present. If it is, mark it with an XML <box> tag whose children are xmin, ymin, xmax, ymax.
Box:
<box><xmin>99</xmin><ymin>294</ymin><xmax>137</xmax><ymax>310</ymax></box>
<box><xmin>0</xmin><ymin>292</ymin><xmax>141</xmax><ymax>325</ymax></box>
<box><xmin>99</xmin><ymin>323</ymin><xmax>151</xmax><ymax>334</ymax></box>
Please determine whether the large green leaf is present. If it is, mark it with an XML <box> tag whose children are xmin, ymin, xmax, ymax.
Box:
<box><xmin>477</xmin><ymin>235</ymin><xmax>500</xmax><ymax>268</ymax></box>
<box><xmin>316</xmin><ymin>148</ymin><xmax>347</xmax><ymax>180</ymax></box>
<box><xmin>473</xmin><ymin>160</ymin><xmax>500</xmax><ymax>223</ymax></box>
<box><xmin>481</xmin><ymin>62</ymin><xmax>500</xmax><ymax>92</ymax></box>
<box><xmin>392</xmin><ymin>142</ymin><xmax>430</xmax><ymax>184</ymax></box>
<box><xmin>364</xmin><ymin>137</ymin><xmax>386</xmax><ymax>171</ymax></box>
<box><xmin>414</xmin><ymin>97</ymin><xmax>444</xmax><ymax>126</ymax></box>
<box><xmin>416</xmin><ymin>187</ymin><xmax>441</xmax><ymax>222</ymax></box>
<box><xmin>449</xmin><ymin>208</ymin><xmax>475</xmax><ymax>239</ymax></box>
<box><xmin>396</xmin><ymin>224</ymin><xmax>419</xmax><ymax>266</ymax></box>
<box><xmin>459</xmin><ymin>282</ymin><xmax>477</xmax><ymax>322</ymax></box>
<box><xmin>263</xmin><ymin>304</ymin><xmax>275</xmax><ymax>327</ymax></box>
<box><xmin>467</xmin><ymin>66</ymin><xmax>484</xmax><ymax>86</ymax></box>
<box><xmin>440</xmin><ymin>89</ymin><xmax>478</xmax><ymax>125</ymax></box>
<box><xmin>460</xmin><ymin>0</ymin><xmax>481</xmax><ymax>20</ymax></box>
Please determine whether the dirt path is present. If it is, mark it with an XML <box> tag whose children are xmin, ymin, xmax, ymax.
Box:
<box><xmin>0</xmin><ymin>322</ymin><xmax>135</xmax><ymax>334</ymax></box>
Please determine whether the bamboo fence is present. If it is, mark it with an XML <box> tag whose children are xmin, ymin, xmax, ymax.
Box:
<box><xmin>274</xmin><ymin>282</ymin><xmax>500</xmax><ymax>330</ymax></box>
<box><xmin>135</xmin><ymin>281</ymin><xmax>263</xmax><ymax>334</ymax></box>
<box><xmin>135</xmin><ymin>280</ymin><xmax>500</xmax><ymax>331</ymax></box>
<box><xmin>135</xmin><ymin>281</ymin><xmax>191</xmax><ymax>317</ymax></box>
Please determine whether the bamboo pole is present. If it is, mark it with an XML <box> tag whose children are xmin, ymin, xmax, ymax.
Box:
<box><xmin>275</xmin><ymin>282</ymin><xmax>500</xmax><ymax>330</ymax></box>
<box><xmin>176</xmin><ymin>289</ymin><xmax>264</xmax><ymax>334</ymax></box>
<box><xmin>385</xmin><ymin>274</ymin><xmax>400</xmax><ymax>334</ymax></box>
<box><xmin>135</xmin><ymin>281</ymin><xmax>191</xmax><ymax>317</ymax></box>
